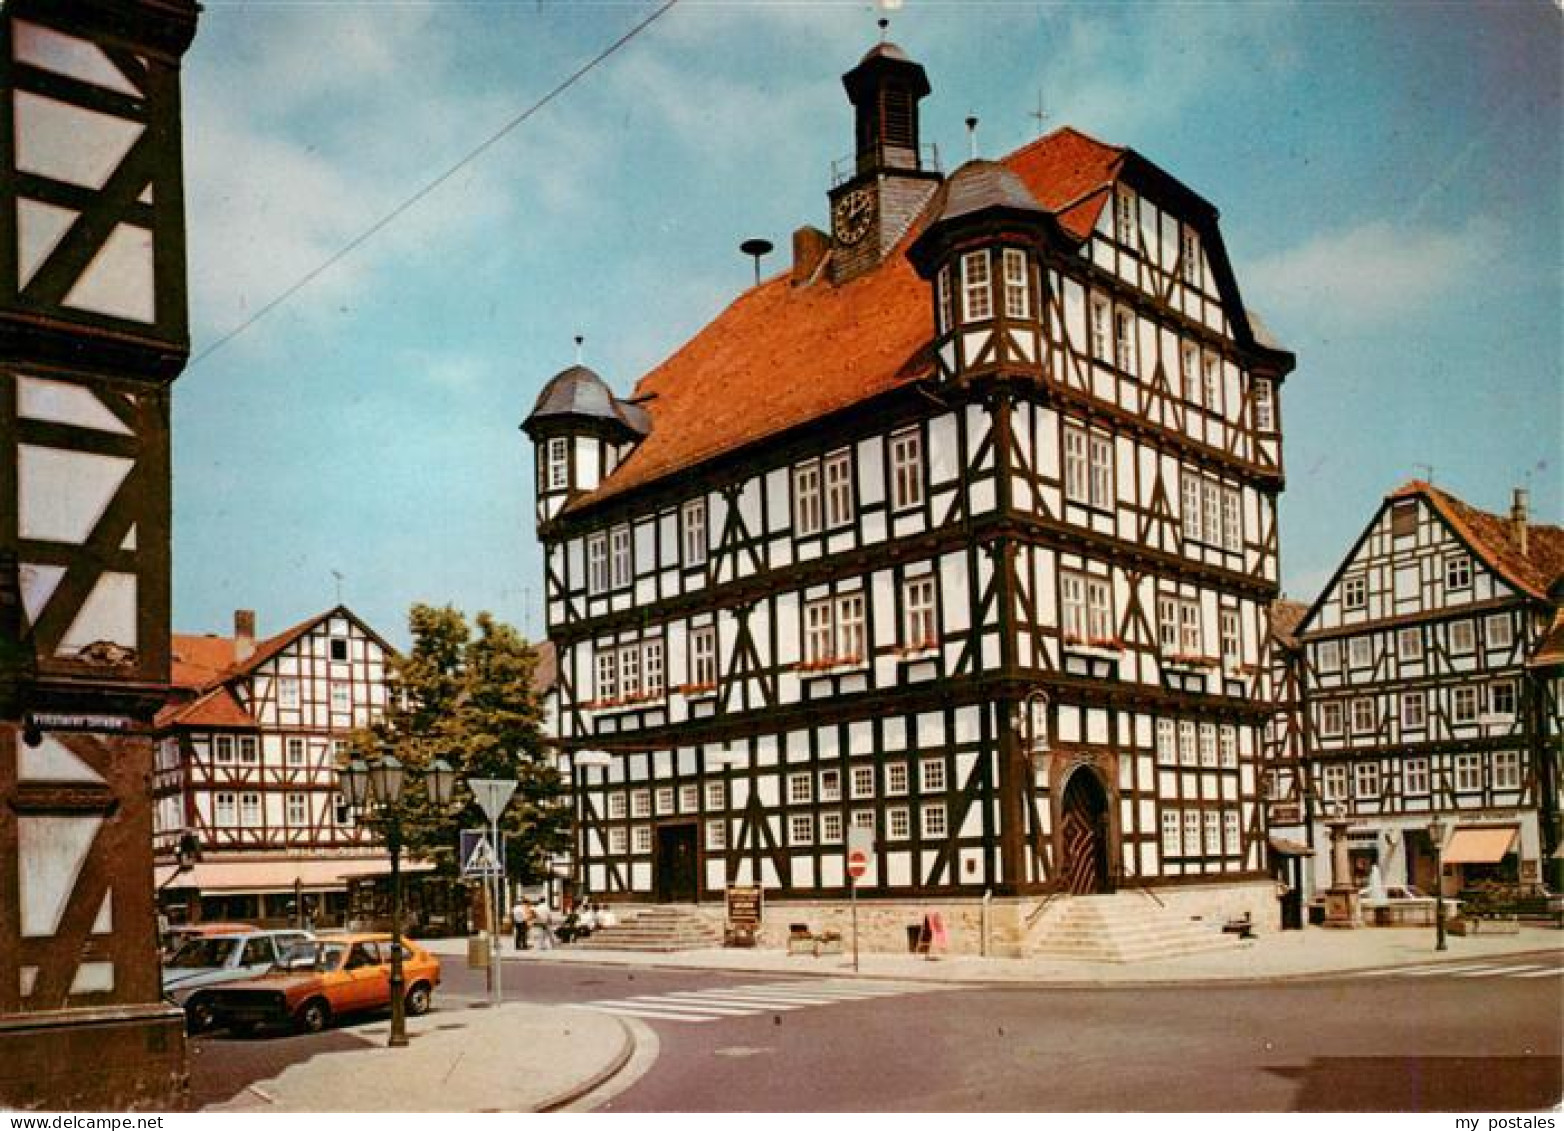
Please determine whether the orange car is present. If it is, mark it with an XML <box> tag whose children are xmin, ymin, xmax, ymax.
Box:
<box><xmin>203</xmin><ymin>933</ymin><xmax>441</xmax><ymax>1035</ymax></box>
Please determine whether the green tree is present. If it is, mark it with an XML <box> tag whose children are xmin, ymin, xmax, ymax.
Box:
<box><xmin>350</xmin><ymin>603</ymin><xmax>567</xmax><ymax>885</ymax></box>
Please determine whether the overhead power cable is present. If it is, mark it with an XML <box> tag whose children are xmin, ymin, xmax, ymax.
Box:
<box><xmin>189</xmin><ymin>0</ymin><xmax>679</xmax><ymax>370</ymax></box>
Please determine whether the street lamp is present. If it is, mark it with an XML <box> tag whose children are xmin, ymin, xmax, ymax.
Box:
<box><xmin>338</xmin><ymin>750</ymin><xmax>457</xmax><ymax>1047</ymax></box>
<box><xmin>1428</xmin><ymin>815</ymin><xmax>1448</xmax><ymax>952</ymax></box>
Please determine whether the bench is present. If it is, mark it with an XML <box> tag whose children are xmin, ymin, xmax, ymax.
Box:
<box><xmin>1222</xmin><ymin>914</ymin><xmax>1255</xmax><ymax>940</ymax></box>
<box><xmin>787</xmin><ymin>923</ymin><xmax>842</xmax><ymax>957</ymax></box>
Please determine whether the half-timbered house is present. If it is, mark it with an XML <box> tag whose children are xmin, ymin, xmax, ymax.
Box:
<box><xmin>0</xmin><ymin>0</ymin><xmax>199</xmax><ymax>1108</ymax></box>
<box><xmin>152</xmin><ymin>607</ymin><xmax>401</xmax><ymax>926</ymax></box>
<box><xmin>525</xmin><ymin>39</ymin><xmax>1296</xmax><ymax>952</ymax></box>
<box><xmin>1294</xmin><ymin>482</ymin><xmax>1563</xmax><ymax>899</ymax></box>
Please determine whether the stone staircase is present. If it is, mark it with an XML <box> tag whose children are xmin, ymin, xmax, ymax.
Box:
<box><xmin>1026</xmin><ymin>893</ymin><xmax>1243</xmax><ymax>963</ymax></box>
<box><xmin>571</xmin><ymin>904</ymin><xmax>722</xmax><ymax>953</ymax></box>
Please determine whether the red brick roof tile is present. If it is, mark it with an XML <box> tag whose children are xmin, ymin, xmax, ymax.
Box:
<box><xmin>1390</xmin><ymin>480</ymin><xmax>1564</xmax><ymax>600</ymax></box>
<box><xmin>155</xmin><ymin>685</ymin><xmax>256</xmax><ymax>729</ymax></box>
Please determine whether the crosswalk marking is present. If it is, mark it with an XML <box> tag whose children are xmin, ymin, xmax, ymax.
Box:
<box><xmin>568</xmin><ymin>977</ymin><xmax>943</xmax><ymax>1025</ymax></box>
<box><xmin>1352</xmin><ymin>961</ymin><xmax>1564</xmax><ymax>982</ymax></box>
<box><xmin>1397</xmin><ymin>963</ymin><xmax>1506</xmax><ymax>977</ymax></box>
<box><xmin>1512</xmin><ymin>967</ymin><xmax>1564</xmax><ymax>979</ymax></box>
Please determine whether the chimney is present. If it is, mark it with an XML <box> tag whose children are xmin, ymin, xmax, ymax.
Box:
<box><xmin>234</xmin><ymin>609</ymin><xmax>256</xmax><ymax>662</ymax></box>
<box><xmin>791</xmin><ymin>225</ymin><xmax>830</xmax><ymax>287</ymax></box>
<box><xmin>1510</xmin><ymin>488</ymin><xmax>1530</xmax><ymax>556</ymax></box>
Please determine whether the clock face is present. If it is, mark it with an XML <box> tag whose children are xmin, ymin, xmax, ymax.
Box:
<box><xmin>833</xmin><ymin>188</ymin><xmax>876</xmax><ymax>246</ymax></box>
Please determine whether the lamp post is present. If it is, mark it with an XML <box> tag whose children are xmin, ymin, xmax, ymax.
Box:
<box><xmin>1428</xmin><ymin>815</ymin><xmax>1448</xmax><ymax>952</ymax></box>
<box><xmin>338</xmin><ymin>751</ymin><xmax>456</xmax><ymax>1048</ymax></box>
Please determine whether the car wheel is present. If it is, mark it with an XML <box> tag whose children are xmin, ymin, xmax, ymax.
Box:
<box><xmin>186</xmin><ymin>996</ymin><xmax>214</xmax><ymax>1034</ymax></box>
<box><xmin>296</xmin><ymin>998</ymin><xmax>330</xmax><ymax>1034</ymax></box>
<box><xmin>405</xmin><ymin>982</ymin><xmax>432</xmax><ymax>1017</ymax></box>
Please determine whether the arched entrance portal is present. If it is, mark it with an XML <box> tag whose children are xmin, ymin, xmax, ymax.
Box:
<box><xmin>1058</xmin><ymin>768</ymin><xmax>1112</xmax><ymax>895</ymax></box>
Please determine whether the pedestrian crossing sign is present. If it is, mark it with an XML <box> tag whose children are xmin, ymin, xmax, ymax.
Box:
<box><xmin>460</xmin><ymin>829</ymin><xmax>505</xmax><ymax>878</ymax></box>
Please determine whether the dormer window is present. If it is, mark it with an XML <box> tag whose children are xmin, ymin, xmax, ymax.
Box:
<box><xmin>1116</xmin><ymin>189</ymin><xmax>1138</xmax><ymax>245</ymax></box>
<box><xmin>1001</xmin><ymin>248</ymin><xmax>1030</xmax><ymax>319</ymax></box>
<box><xmin>545</xmin><ymin>437</ymin><xmax>569</xmax><ymax>490</ymax></box>
<box><xmin>961</xmin><ymin>250</ymin><xmax>992</xmax><ymax>321</ymax></box>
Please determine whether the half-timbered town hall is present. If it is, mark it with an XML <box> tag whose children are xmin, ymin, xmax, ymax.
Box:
<box><xmin>525</xmin><ymin>38</ymin><xmax>1296</xmax><ymax>952</ymax></box>
<box><xmin>1292</xmin><ymin>482</ymin><xmax>1563</xmax><ymax>900</ymax></box>
<box><xmin>153</xmin><ymin>606</ymin><xmax>400</xmax><ymax>926</ymax></box>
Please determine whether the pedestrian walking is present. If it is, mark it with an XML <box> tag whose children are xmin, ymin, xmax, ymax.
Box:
<box><xmin>511</xmin><ymin>898</ymin><xmax>529</xmax><ymax>951</ymax></box>
<box><xmin>534</xmin><ymin>901</ymin><xmax>557</xmax><ymax>951</ymax></box>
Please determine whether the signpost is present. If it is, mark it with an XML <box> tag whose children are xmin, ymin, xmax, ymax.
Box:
<box><xmin>468</xmin><ymin>778</ymin><xmax>517</xmax><ymax>1006</ymax></box>
<box><xmin>724</xmin><ymin>886</ymin><xmax>763</xmax><ymax>947</ymax></box>
<box><xmin>846</xmin><ymin>828</ymin><xmax>874</xmax><ymax>972</ymax></box>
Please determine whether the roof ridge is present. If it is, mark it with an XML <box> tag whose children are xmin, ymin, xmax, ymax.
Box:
<box><xmin>1003</xmin><ymin>124</ymin><xmax>1126</xmax><ymax>166</ymax></box>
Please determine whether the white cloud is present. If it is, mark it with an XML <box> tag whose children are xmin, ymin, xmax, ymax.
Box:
<box><xmin>1249</xmin><ymin>215</ymin><xmax>1504</xmax><ymax>327</ymax></box>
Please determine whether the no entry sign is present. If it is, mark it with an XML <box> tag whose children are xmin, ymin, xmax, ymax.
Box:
<box><xmin>847</xmin><ymin>848</ymin><xmax>869</xmax><ymax>880</ymax></box>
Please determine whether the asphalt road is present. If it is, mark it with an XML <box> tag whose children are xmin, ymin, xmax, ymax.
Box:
<box><xmin>190</xmin><ymin>953</ymin><xmax>1564</xmax><ymax>1113</ymax></box>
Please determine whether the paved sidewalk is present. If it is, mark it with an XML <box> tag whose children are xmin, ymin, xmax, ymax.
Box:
<box><xmin>203</xmin><ymin>1002</ymin><xmax>630</xmax><ymax>1113</ymax></box>
<box><xmin>424</xmin><ymin>923</ymin><xmax>1564</xmax><ymax>986</ymax></box>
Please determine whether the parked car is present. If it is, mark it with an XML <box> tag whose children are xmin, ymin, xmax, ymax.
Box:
<box><xmin>204</xmin><ymin>933</ymin><xmax>441</xmax><ymax>1036</ymax></box>
<box><xmin>160</xmin><ymin>921</ymin><xmax>254</xmax><ymax>960</ymax></box>
<box><xmin>162</xmin><ymin>928</ymin><xmax>314</xmax><ymax>1031</ymax></box>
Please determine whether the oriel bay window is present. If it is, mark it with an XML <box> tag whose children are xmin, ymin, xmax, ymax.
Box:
<box><xmin>546</xmin><ymin>436</ymin><xmax>569</xmax><ymax>490</ymax></box>
<box><xmin>961</xmin><ymin>249</ymin><xmax>992</xmax><ymax>321</ymax></box>
<box><xmin>1001</xmin><ymin>247</ymin><xmax>1030</xmax><ymax>319</ymax></box>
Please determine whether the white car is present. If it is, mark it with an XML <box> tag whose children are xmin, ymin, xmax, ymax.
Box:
<box><xmin>162</xmin><ymin>929</ymin><xmax>313</xmax><ymax>1031</ymax></box>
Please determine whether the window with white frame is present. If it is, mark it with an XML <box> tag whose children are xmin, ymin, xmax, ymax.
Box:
<box><xmin>643</xmin><ymin>638</ymin><xmax>665</xmax><ymax>697</ymax></box>
<box><xmin>1317</xmin><ymin>640</ymin><xmax>1341</xmax><ymax>673</ymax></box>
<box><xmin>887</xmin><ymin>806</ymin><xmax>911</xmax><ymax>839</ymax></box>
<box><xmin>804</xmin><ymin>599</ymin><xmax>834</xmax><ymax>665</ymax></box>
<box><xmin>890</xmin><ymin>430</ymin><xmax>923</xmax><ymax>510</ymax></box>
<box><xmin>1184</xmin><ymin>810</ymin><xmax>1203</xmax><ymax>855</ymax></box>
<box><xmin>690</xmin><ymin>626</ymin><xmax>717</xmax><ymax>690</ymax></box>
<box><xmin>1343</xmin><ymin>574</ymin><xmax>1367</xmax><ymax>610</ymax></box>
<box><xmin>1218</xmin><ymin>725</ymin><xmax>1237</xmax><ymax>768</ymax></box>
<box><xmin>1090</xmin><ymin>296</ymin><xmax>1111</xmax><ymax>361</ymax></box>
<box><xmin>1223</xmin><ymin>811</ymin><xmax>1240</xmax><ymax>856</ymax></box>
<box><xmin>886</xmin><ymin>763</ymin><xmax>908</xmax><ymax>795</ymax></box>
<box><xmin>1454</xmin><ymin>753</ymin><xmax>1481</xmax><ymax>792</ymax></box>
<box><xmin>704</xmin><ymin>780</ymin><xmax>724</xmax><ymax>811</ymax></box>
<box><xmin>238</xmin><ymin>736</ymin><xmax>257</xmax><ymax>764</ymax></box>
<box><xmin>1404</xmin><ymin>758</ymin><xmax>1430</xmax><ymax>795</ymax></box>
<box><xmin>1487</xmin><ymin>680</ymin><xmax>1517</xmax><ymax>717</ymax></box>
<box><xmin>1485</xmin><ymin>613</ymin><xmax>1513</xmax><ymax>650</ymax></box>
<box><xmin>619</xmin><ymin>643</ymin><xmax>641</xmax><ymax>699</ymax></box>
<box><xmin>240</xmin><ymin>792</ymin><xmax>261</xmax><ymax>827</ymax></box>
<box><xmin>609</xmin><ymin>827</ymin><xmax>628</xmax><ymax>854</ymax></box>
<box><xmin>1351</xmin><ymin>697</ymin><xmax>1377</xmax><ymax>734</ymax></box>
<box><xmin>787</xmin><ymin>772</ymin><xmax>812</xmax><ymax>805</ymax></box>
<box><xmin>1202</xmin><ymin>480</ymin><xmax>1222</xmax><ymax>549</ymax></box>
<box><xmin>608</xmin><ymin>793</ymin><xmax>627</xmax><ymax>819</ymax></box>
<box><xmin>286</xmin><ymin>737</ymin><xmax>304</xmax><ymax>765</ymax></box>
<box><xmin>1116</xmin><ymin>189</ymin><xmax>1137</xmax><ymax>243</ymax></box>
<box><xmin>1088</xmin><ymin>432</ymin><xmax>1113</xmax><ymax>509</ymax></box>
<box><xmin>1494</xmin><ymin>750</ymin><xmax>1520</xmax><ymax>790</ymax></box>
<box><xmin>329</xmin><ymin>684</ymin><xmax>348</xmax><ymax>713</ymax></box>
<box><xmin>824</xmin><ymin>451</ymin><xmax>853</xmax><ymax>528</ymax></box>
<box><xmin>1398</xmin><ymin>627</ymin><xmax>1422</xmax><ymax>661</ymax></box>
<box><xmin>1320</xmin><ymin>701</ymin><xmax>1344</xmax><ymax>737</ymax></box>
<box><xmin>545</xmin><ymin>436</ymin><xmax>569</xmax><ymax>490</ymax></box>
<box><xmin>682</xmin><ymin>499</ymin><xmax>707</xmax><ymax>566</ymax></box>
<box><xmin>921</xmin><ymin>803</ymin><xmax>948</xmax><ymax>838</ymax></box>
<box><xmin>1198</xmin><ymin>723</ymin><xmax>1217</xmax><ymax>767</ymax></box>
<box><xmin>1113</xmin><ymin>307</ymin><xmax>1136</xmax><ymax>373</ymax></box>
<box><xmin>1252</xmin><ymin>377</ymin><xmax>1275</xmax><ymax>432</ymax></box>
<box><xmin>587</xmin><ymin>533</ymin><xmax>609</xmax><ymax>594</ymax></box>
<box><xmin>789</xmin><ymin>813</ymin><xmax>814</xmax><ymax>845</ymax></box>
<box><xmin>836</xmin><ymin>592</ymin><xmax>866</xmax><ymax>664</ymax></box>
<box><xmin>1449</xmin><ymin>619</ymin><xmax>1475</xmax><ymax>654</ymax></box>
<box><xmin>595</xmin><ymin>649</ymin><xmax>618</xmax><ymax>703</ymax></box>
<box><xmin>903</xmin><ymin>575</ymin><xmax>937</xmax><ymax>650</ymax></box>
<box><xmin>1161</xmin><ymin>810</ymin><xmax>1181</xmax><ymax>857</ymax></box>
<box><xmin>1156</xmin><ymin>719</ymin><xmax>1177</xmax><ymax>762</ymax></box>
<box><xmin>654</xmin><ymin>786</ymin><xmax>674</xmax><ymax>815</ymax></box>
<box><xmin>852</xmin><ymin>809</ymin><xmax>876</xmax><ymax>832</ymax></box>
<box><xmin>1220</xmin><ymin>487</ymin><xmax>1240</xmax><ymax>551</ymax></box>
<box><xmin>632</xmin><ymin>826</ymin><xmax>652</xmax><ymax>854</ymax></box>
<box><xmin>1452</xmin><ymin>686</ymin><xmax>1479</xmax><ymax>723</ymax></box>
<box><xmin>1181</xmin><ymin>343</ymin><xmax>1200</xmax><ymax>405</ymax></box>
<box><xmin>1002</xmin><ymin>248</ymin><xmax>1029</xmax><ymax>319</ymax></box>
<box><xmin>610</xmin><ymin>525</ymin><xmax>632</xmax><ymax>588</ymax></box>
<box><xmin>1062</xmin><ymin>572</ymin><xmax>1113</xmax><ymax>645</ymax></box>
<box><xmin>215</xmin><ymin>792</ymin><xmax>236</xmax><ymax>825</ymax></box>
<box><xmin>1349</xmin><ymin>635</ymin><xmax>1372</xmax><ymax>668</ymax></box>
<box><xmin>1401</xmin><ymin>690</ymin><xmax>1426</xmax><ymax>729</ymax></box>
<box><xmin>1322</xmin><ymin>763</ymin><xmax>1347</xmax><ymax>801</ymax></box>
<box><xmin>961</xmin><ymin>250</ymin><xmax>992</xmax><ymax>321</ymax></box>
<box><xmin>1179</xmin><ymin>599</ymin><xmax>1202</xmax><ymax>655</ymax></box>
<box><xmin>920</xmin><ymin>758</ymin><xmax>946</xmax><ymax>794</ymax></box>
<box><xmin>821</xmin><ymin>811</ymin><xmax>844</xmax><ymax>844</ymax></box>
<box><xmin>1178</xmin><ymin>720</ymin><xmax>1197</xmax><ymax>766</ymax></box>
<box><xmin>1181</xmin><ymin>226</ymin><xmax>1200</xmax><ymax>285</ymax></box>
<box><xmin>1181</xmin><ymin>473</ymin><xmax>1203</xmax><ymax>542</ymax></box>
<box><xmin>1063</xmin><ymin>426</ymin><xmax>1089</xmax><ymax>505</ymax></box>
<box><xmin>706</xmin><ymin>819</ymin><xmax>727</xmax><ymax>850</ymax></box>
<box><xmin>1202</xmin><ymin>353</ymin><xmax>1220</xmax><ymax>413</ymax></box>
<box><xmin>851</xmin><ymin>766</ymin><xmax>875</xmax><ymax>799</ymax></box>
<box><xmin>1445</xmin><ymin>554</ymin><xmax>1472</xmax><ymax>591</ymax></box>
<box><xmin>679</xmin><ymin>783</ymin><xmax>699</xmax><ymax>812</ymax></box>
<box><xmin>278</xmin><ymin>677</ymin><xmax>299</xmax><ymax>709</ymax></box>
<box><xmin>819</xmin><ymin>769</ymin><xmax>842</xmax><ymax>803</ymax></box>
<box><xmin>286</xmin><ymin>793</ymin><xmax>306</xmax><ymax>825</ymax></box>
<box><xmin>1354</xmin><ymin>761</ymin><xmax>1381</xmax><ymax>799</ymax></box>
<box><xmin>1219</xmin><ymin>609</ymin><xmax>1240</xmax><ymax>667</ymax></box>
<box><xmin>936</xmin><ymin>265</ymin><xmax>954</xmax><ymax>333</ymax></box>
<box><xmin>794</xmin><ymin>462</ymin><xmax>823</xmax><ymax>535</ymax></box>
<box><xmin>631</xmin><ymin>789</ymin><xmax>651</xmax><ymax>818</ymax></box>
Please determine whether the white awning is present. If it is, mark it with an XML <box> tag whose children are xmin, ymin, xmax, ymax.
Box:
<box><xmin>157</xmin><ymin>856</ymin><xmax>434</xmax><ymax>894</ymax></box>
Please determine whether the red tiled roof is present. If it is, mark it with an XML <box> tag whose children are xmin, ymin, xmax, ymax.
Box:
<box><xmin>574</xmin><ymin>128</ymin><xmax>1128</xmax><ymax>510</ymax></box>
<box><xmin>1268</xmin><ymin>598</ymin><xmax>1310</xmax><ymax>647</ymax></box>
<box><xmin>170</xmin><ymin>634</ymin><xmax>239</xmax><ymax>689</ymax></box>
<box><xmin>155</xmin><ymin>685</ymin><xmax>256</xmax><ymax>730</ymax></box>
<box><xmin>1530</xmin><ymin>607</ymin><xmax>1564</xmax><ymax>668</ymax></box>
<box><xmin>1390</xmin><ymin>480</ymin><xmax>1564</xmax><ymax>600</ymax></box>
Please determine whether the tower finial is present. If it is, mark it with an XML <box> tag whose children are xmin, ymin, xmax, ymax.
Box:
<box><xmin>574</xmin><ymin>335</ymin><xmax>584</xmax><ymax>365</ymax></box>
<box><xmin>965</xmin><ymin>115</ymin><xmax>979</xmax><ymax>161</ymax></box>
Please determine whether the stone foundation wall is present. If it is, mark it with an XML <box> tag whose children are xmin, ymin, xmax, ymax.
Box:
<box><xmin>1139</xmin><ymin>880</ymin><xmax>1281</xmax><ymax>934</ymax></box>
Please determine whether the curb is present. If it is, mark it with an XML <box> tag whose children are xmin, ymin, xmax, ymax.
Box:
<box><xmin>533</xmin><ymin>1014</ymin><xmax>637</xmax><ymax>1114</ymax></box>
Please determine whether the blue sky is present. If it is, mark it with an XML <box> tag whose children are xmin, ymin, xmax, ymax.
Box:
<box><xmin>173</xmin><ymin>1</ymin><xmax>1561</xmax><ymax>647</ymax></box>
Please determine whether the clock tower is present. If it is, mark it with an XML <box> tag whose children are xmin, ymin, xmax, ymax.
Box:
<box><xmin>827</xmin><ymin>37</ymin><xmax>942</xmax><ymax>285</ymax></box>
